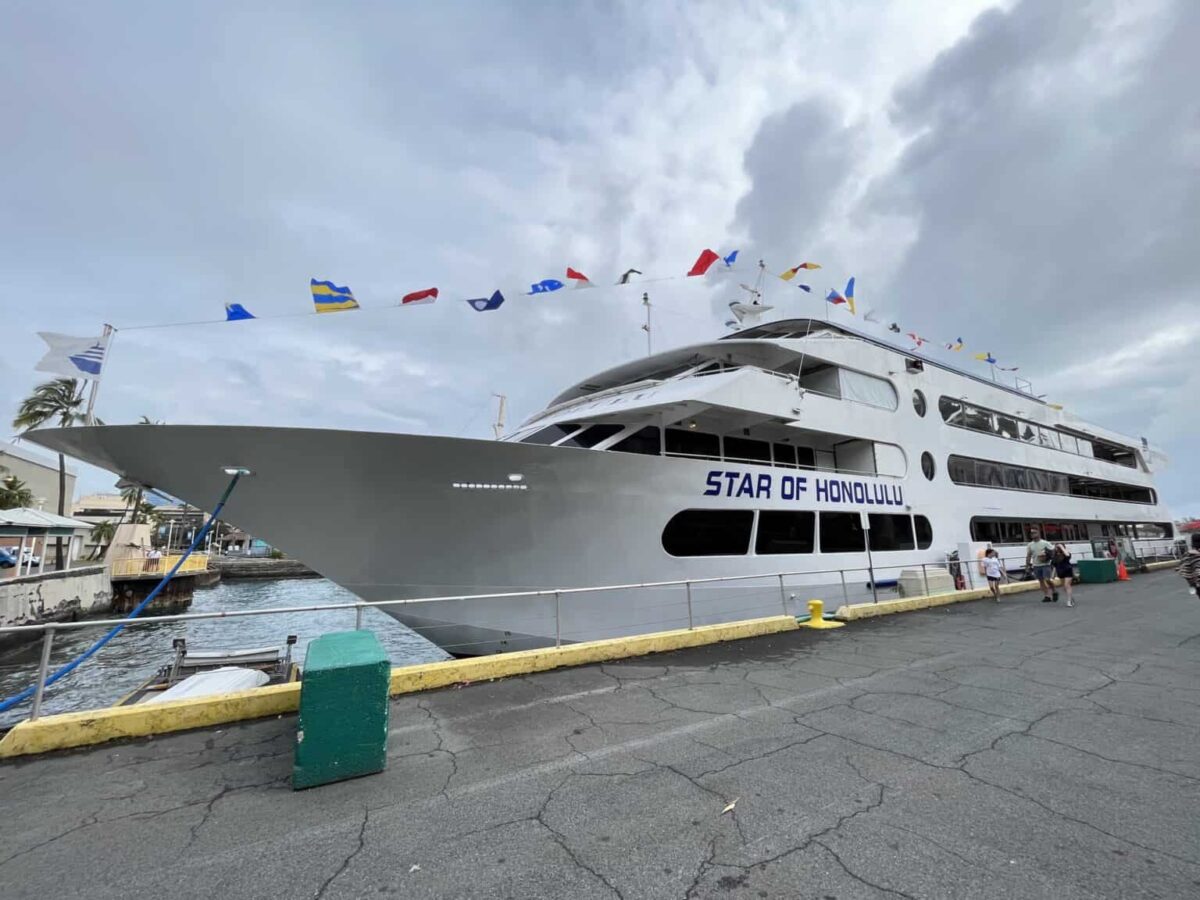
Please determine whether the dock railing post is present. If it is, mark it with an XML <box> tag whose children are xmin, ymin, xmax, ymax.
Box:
<box><xmin>778</xmin><ymin>574</ymin><xmax>788</xmax><ymax>616</ymax></box>
<box><xmin>685</xmin><ymin>581</ymin><xmax>694</xmax><ymax>630</ymax></box>
<box><xmin>555</xmin><ymin>591</ymin><xmax>562</xmax><ymax>648</ymax></box>
<box><xmin>30</xmin><ymin>626</ymin><xmax>55</xmax><ymax>721</ymax></box>
<box><xmin>354</xmin><ymin>603</ymin><xmax>364</xmax><ymax>631</ymax></box>
<box><xmin>921</xmin><ymin>563</ymin><xmax>930</xmax><ymax>598</ymax></box>
<box><xmin>839</xmin><ymin>570</ymin><xmax>850</xmax><ymax>608</ymax></box>
<box><xmin>964</xmin><ymin>558</ymin><xmax>975</xmax><ymax>591</ymax></box>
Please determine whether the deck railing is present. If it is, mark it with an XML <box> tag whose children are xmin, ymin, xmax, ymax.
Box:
<box><xmin>110</xmin><ymin>553</ymin><xmax>210</xmax><ymax>579</ymax></box>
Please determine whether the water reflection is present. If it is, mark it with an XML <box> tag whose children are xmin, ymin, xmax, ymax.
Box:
<box><xmin>0</xmin><ymin>579</ymin><xmax>449</xmax><ymax>728</ymax></box>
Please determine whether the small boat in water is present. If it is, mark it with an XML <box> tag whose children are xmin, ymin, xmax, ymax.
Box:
<box><xmin>116</xmin><ymin>636</ymin><xmax>299</xmax><ymax>706</ymax></box>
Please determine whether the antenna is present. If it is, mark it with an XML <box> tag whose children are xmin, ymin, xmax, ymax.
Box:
<box><xmin>491</xmin><ymin>393</ymin><xmax>507</xmax><ymax>440</ymax></box>
<box><xmin>641</xmin><ymin>292</ymin><xmax>652</xmax><ymax>356</ymax></box>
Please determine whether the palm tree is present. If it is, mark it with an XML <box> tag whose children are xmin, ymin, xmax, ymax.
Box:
<box><xmin>0</xmin><ymin>475</ymin><xmax>34</xmax><ymax>510</ymax></box>
<box><xmin>13</xmin><ymin>378</ymin><xmax>84</xmax><ymax>568</ymax></box>
<box><xmin>88</xmin><ymin>520</ymin><xmax>116</xmax><ymax>560</ymax></box>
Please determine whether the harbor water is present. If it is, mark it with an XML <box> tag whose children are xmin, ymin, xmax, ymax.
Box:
<box><xmin>0</xmin><ymin>579</ymin><xmax>449</xmax><ymax>729</ymax></box>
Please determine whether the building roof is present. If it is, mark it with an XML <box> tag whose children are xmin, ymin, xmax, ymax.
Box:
<box><xmin>0</xmin><ymin>440</ymin><xmax>78</xmax><ymax>476</ymax></box>
<box><xmin>0</xmin><ymin>507</ymin><xmax>93</xmax><ymax>531</ymax></box>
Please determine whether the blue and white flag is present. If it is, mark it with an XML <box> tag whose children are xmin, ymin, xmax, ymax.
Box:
<box><xmin>35</xmin><ymin>332</ymin><xmax>111</xmax><ymax>381</ymax></box>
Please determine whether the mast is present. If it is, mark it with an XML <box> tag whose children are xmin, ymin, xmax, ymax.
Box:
<box><xmin>641</xmin><ymin>293</ymin><xmax>652</xmax><ymax>356</ymax></box>
<box><xmin>491</xmin><ymin>394</ymin><xmax>507</xmax><ymax>440</ymax></box>
<box><xmin>85</xmin><ymin>323</ymin><xmax>114</xmax><ymax>425</ymax></box>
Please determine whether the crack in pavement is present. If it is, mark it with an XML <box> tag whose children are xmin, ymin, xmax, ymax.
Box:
<box><xmin>313</xmin><ymin>805</ymin><xmax>369</xmax><ymax>900</ymax></box>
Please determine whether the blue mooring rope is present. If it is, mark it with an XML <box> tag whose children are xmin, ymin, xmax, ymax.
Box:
<box><xmin>0</xmin><ymin>471</ymin><xmax>245</xmax><ymax>715</ymax></box>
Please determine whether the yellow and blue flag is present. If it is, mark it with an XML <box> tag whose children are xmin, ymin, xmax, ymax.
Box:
<box><xmin>311</xmin><ymin>279</ymin><xmax>360</xmax><ymax>314</ymax></box>
<box><xmin>844</xmin><ymin>277</ymin><xmax>855</xmax><ymax>315</ymax></box>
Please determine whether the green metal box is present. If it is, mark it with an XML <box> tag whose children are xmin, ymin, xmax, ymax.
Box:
<box><xmin>293</xmin><ymin>630</ymin><xmax>390</xmax><ymax>790</ymax></box>
<box><xmin>1077</xmin><ymin>558</ymin><xmax>1118</xmax><ymax>584</ymax></box>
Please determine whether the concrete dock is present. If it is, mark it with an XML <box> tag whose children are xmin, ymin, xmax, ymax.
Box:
<box><xmin>1</xmin><ymin>571</ymin><xmax>1197</xmax><ymax>899</ymax></box>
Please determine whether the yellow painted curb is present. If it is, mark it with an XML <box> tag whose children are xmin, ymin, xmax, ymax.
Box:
<box><xmin>0</xmin><ymin>615</ymin><xmax>798</xmax><ymax>759</ymax></box>
<box><xmin>386</xmin><ymin>615</ymin><xmax>798</xmax><ymax>695</ymax></box>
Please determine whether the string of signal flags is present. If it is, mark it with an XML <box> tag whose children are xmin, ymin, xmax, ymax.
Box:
<box><xmin>33</xmin><ymin>247</ymin><xmax>1022</xmax><ymax>386</ymax></box>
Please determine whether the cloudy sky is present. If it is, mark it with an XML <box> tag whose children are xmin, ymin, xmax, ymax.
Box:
<box><xmin>2</xmin><ymin>0</ymin><xmax>1197</xmax><ymax>515</ymax></box>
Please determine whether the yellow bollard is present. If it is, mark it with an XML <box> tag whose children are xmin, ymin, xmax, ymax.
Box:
<box><xmin>799</xmin><ymin>598</ymin><xmax>844</xmax><ymax>629</ymax></box>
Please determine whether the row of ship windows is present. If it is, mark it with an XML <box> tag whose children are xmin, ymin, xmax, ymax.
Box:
<box><xmin>935</xmin><ymin>396</ymin><xmax>1137</xmax><ymax>468</ymax></box>
<box><xmin>969</xmin><ymin>517</ymin><xmax>1175</xmax><ymax>545</ymax></box>
<box><xmin>522</xmin><ymin>423</ymin><xmax>822</xmax><ymax>468</ymax></box>
<box><xmin>662</xmin><ymin>510</ymin><xmax>934</xmax><ymax>558</ymax></box>
<box><xmin>946</xmin><ymin>455</ymin><xmax>1156</xmax><ymax>504</ymax></box>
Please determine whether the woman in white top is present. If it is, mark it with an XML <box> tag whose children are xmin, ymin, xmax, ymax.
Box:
<box><xmin>983</xmin><ymin>548</ymin><xmax>1008</xmax><ymax>602</ymax></box>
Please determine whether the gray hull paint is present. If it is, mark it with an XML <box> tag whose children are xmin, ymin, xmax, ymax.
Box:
<box><xmin>29</xmin><ymin>425</ymin><xmax>929</xmax><ymax>654</ymax></box>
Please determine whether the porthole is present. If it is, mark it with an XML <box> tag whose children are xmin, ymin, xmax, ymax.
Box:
<box><xmin>912</xmin><ymin>389</ymin><xmax>927</xmax><ymax>418</ymax></box>
<box><xmin>921</xmin><ymin>452</ymin><xmax>935</xmax><ymax>481</ymax></box>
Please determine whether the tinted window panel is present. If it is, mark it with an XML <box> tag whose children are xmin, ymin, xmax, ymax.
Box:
<box><xmin>772</xmin><ymin>443</ymin><xmax>797</xmax><ymax>468</ymax></box>
<box><xmin>914</xmin><ymin>516</ymin><xmax>933</xmax><ymax>549</ymax></box>
<box><xmin>610</xmin><ymin>426</ymin><xmax>661</xmax><ymax>455</ymax></box>
<box><xmin>938</xmin><ymin>396</ymin><xmax>963</xmax><ymax>423</ymax></box>
<box><xmin>560</xmin><ymin>423</ymin><xmax>624</xmax><ymax>449</ymax></box>
<box><xmin>868</xmin><ymin>514</ymin><xmax>915</xmax><ymax>551</ymax></box>
<box><xmin>796</xmin><ymin>447</ymin><xmax>817</xmax><ymax>470</ymax></box>
<box><xmin>661</xmin><ymin>510</ymin><xmax>753</xmax><ymax>557</ymax></box>
<box><xmin>820</xmin><ymin>512</ymin><xmax>866</xmax><ymax>553</ymax></box>
<box><xmin>724</xmin><ymin>437</ymin><xmax>771</xmax><ymax>464</ymax></box>
<box><xmin>521</xmin><ymin>424</ymin><xmax>579</xmax><ymax>445</ymax></box>
<box><xmin>756</xmin><ymin>511</ymin><xmax>815</xmax><ymax>555</ymax></box>
<box><xmin>664</xmin><ymin>429</ymin><xmax>721</xmax><ymax>460</ymax></box>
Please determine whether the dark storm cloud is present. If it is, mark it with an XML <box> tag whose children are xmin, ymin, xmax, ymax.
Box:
<box><xmin>869</xmin><ymin>0</ymin><xmax>1199</xmax><ymax>511</ymax></box>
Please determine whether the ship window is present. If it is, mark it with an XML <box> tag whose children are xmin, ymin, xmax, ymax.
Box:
<box><xmin>1092</xmin><ymin>440</ymin><xmax>1137</xmax><ymax>468</ymax></box>
<box><xmin>560</xmin><ymin>423</ymin><xmax>624</xmax><ymax>449</ymax></box>
<box><xmin>756</xmin><ymin>511</ymin><xmax>815</xmax><ymax>555</ymax></box>
<box><xmin>938</xmin><ymin>396</ymin><xmax>963</xmax><ymax>424</ymax></box>
<box><xmin>521</xmin><ymin>424</ymin><xmax>580</xmax><ymax>445</ymax></box>
<box><xmin>920</xmin><ymin>452</ymin><xmax>935</xmax><ymax>481</ymax></box>
<box><xmin>610</xmin><ymin>426</ymin><xmax>661</xmax><ymax>456</ymax></box>
<box><xmin>772</xmin><ymin>443</ymin><xmax>797</xmax><ymax>468</ymax></box>
<box><xmin>948</xmin><ymin>454</ymin><xmax>1153</xmax><ymax>503</ymax></box>
<box><xmin>912</xmin><ymin>390</ymin><xmax>927</xmax><ymax>418</ymax></box>
<box><xmin>839</xmin><ymin>369</ymin><xmax>898</xmax><ymax>410</ymax></box>
<box><xmin>996</xmin><ymin>415</ymin><xmax>1019</xmax><ymax>440</ymax></box>
<box><xmin>796</xmin><ymin>446</ymin><xmax>817</xmax><ymax>470</ymax></box>
<box><xmin>665</xmin><ymin>428</ymin><xmax>721</xmax><ymax>460</ymax></box>
<box><xmin>962</xmin><ymin>405</ymin><xmax>995</xmax><ymax>433</ymax></box>
<box><xmin>724</xmin><ymin>437</ymin><xmax>771</xmax><ymax>464</ymax></box>
<box><xmin>914</xmin><ymin>515</ymin><xmax>933</xmax><ymax>549</ymax></box>
<box><xmin>661</xmin><ymin>510</ymin><xmax>753</xmax><ymax>557</ymax></box>
<box><xmin>819</xmin><ymin>512</ymin><xmax>866</xmax><ymax>553</ymax></box>
<box><xmin>868</xmin><ymin>514</ymin><xmax>915</xmax><ymax>551</ymax></box>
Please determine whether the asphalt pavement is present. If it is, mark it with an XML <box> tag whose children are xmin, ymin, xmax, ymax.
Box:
<box><xmin>1</xmin><ymin>570</ymin><xmax>1198</xmax><ymax>899</ymax></box>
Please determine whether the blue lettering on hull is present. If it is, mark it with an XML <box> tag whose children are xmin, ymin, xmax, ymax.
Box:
<box><xmin>703</xmin><ymin>469</ymin><xmax>905</xmax><ymax>509</ymax></box>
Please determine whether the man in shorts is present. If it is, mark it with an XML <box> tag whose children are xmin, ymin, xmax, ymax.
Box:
<box><xmin>1025</xmin><ymin>526</ymin><xmax>1057</xmax><ymax>602</ymax></box>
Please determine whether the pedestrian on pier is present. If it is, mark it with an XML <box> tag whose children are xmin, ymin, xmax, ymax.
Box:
<box><xmin>1178</xmin><ymin>534</ymin><xmax>1200</xmax><ymax>595</ymax></box>
<box><xmin>1025</xmin><ymin>527</ymin><xmax>1056</xmax><ymax>602</ymax></box>
<box><xmin>1053</xmin><ymin>544</ymin><xmax>1075</xmax><ymax>608</ymax></box>
<box><xmin>983</xmin><ymin>548</ymin><xmax>1007</xmax><ymax>601</ymax></box>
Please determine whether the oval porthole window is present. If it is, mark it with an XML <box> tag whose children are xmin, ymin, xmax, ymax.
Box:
<box><xmin>921</xmin><ymin>451</ymin><xmax>935</xmax><ymax>481</ymax></box>
<box><xmin>912</xmin><ymin>389</ymin><xmax>927</xmax><ymax>417</ymax></box>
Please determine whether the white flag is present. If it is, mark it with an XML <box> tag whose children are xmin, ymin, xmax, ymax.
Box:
<box><xmin>35</xmin><ymin>332</ymin><xmax>111</xmax><ymax>381</ymax></box>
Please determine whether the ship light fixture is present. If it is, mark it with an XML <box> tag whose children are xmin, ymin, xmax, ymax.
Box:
<box><xmin>507</xmin><ymin>473</ymin><xmax>524</xmax><ymax>482</ymax></box>
<box><xmin>221</xmin><ymin>466</ymin><xmax>254</xmax><ymax>476</ymax></box>
<box><xmin>452</xmin><ymin>481</ymin><xmax>528</xmax><ymax>491</ymax></box>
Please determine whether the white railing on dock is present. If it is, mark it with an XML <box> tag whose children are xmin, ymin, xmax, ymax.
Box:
<box><xmin>3</xmin><ymin>541</ymin><xmax>1181</xmax><ymax>720</ymax></box>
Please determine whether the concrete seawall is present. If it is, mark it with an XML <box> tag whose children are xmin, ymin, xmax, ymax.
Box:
<box><xmin>0</xmin><ymin>566</ymin><xmax>111</xmax><ymax>647</ymax></box>
<box><xmin>213</xmin><ymin>557</ymin><xmax>318</xmax><ymax>579</ymax></box>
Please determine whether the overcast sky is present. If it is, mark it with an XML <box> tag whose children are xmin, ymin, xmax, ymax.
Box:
<box><xmin>2</xmin><ymin>0</ymin><xmax>1197</xmax><ymax>516</ymax></box>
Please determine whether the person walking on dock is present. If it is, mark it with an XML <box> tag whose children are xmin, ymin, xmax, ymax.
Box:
<box><xmin>1053</xmin><ymin>543</ymin><xmax>1075</xmax><ymax>607</ymax></box>
<box><xmin>983</xmin><ymin>547</ymin><xmax>1007</xmax><ymax>601</ymax></box>
<box><xmin>1025</xmin><ymin>527</ymin><xmax>1056</xmax><ymax>602</ymax></box>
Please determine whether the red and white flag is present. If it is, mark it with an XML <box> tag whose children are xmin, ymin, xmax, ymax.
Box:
<box><xmin>401</xmin><ymin>288</ymin><xmax>438</xmax><ymax>306</ymax></box>
<box><xmin>566</xmin><ymin>267</ymin><xmax>591</xmax><ymax>287</ymax></box>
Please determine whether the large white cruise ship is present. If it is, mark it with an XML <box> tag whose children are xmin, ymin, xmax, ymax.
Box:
<box><xmin>30</xmin><ymin>318</ymin><xmax>1175</xmax><ymax>655</ymax></box>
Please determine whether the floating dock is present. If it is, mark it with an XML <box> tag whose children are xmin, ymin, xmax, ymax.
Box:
<box><xmin>0</xmin><ymin>570</ymin><xmax>1196</xmax><ymax>898</ymax></box>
